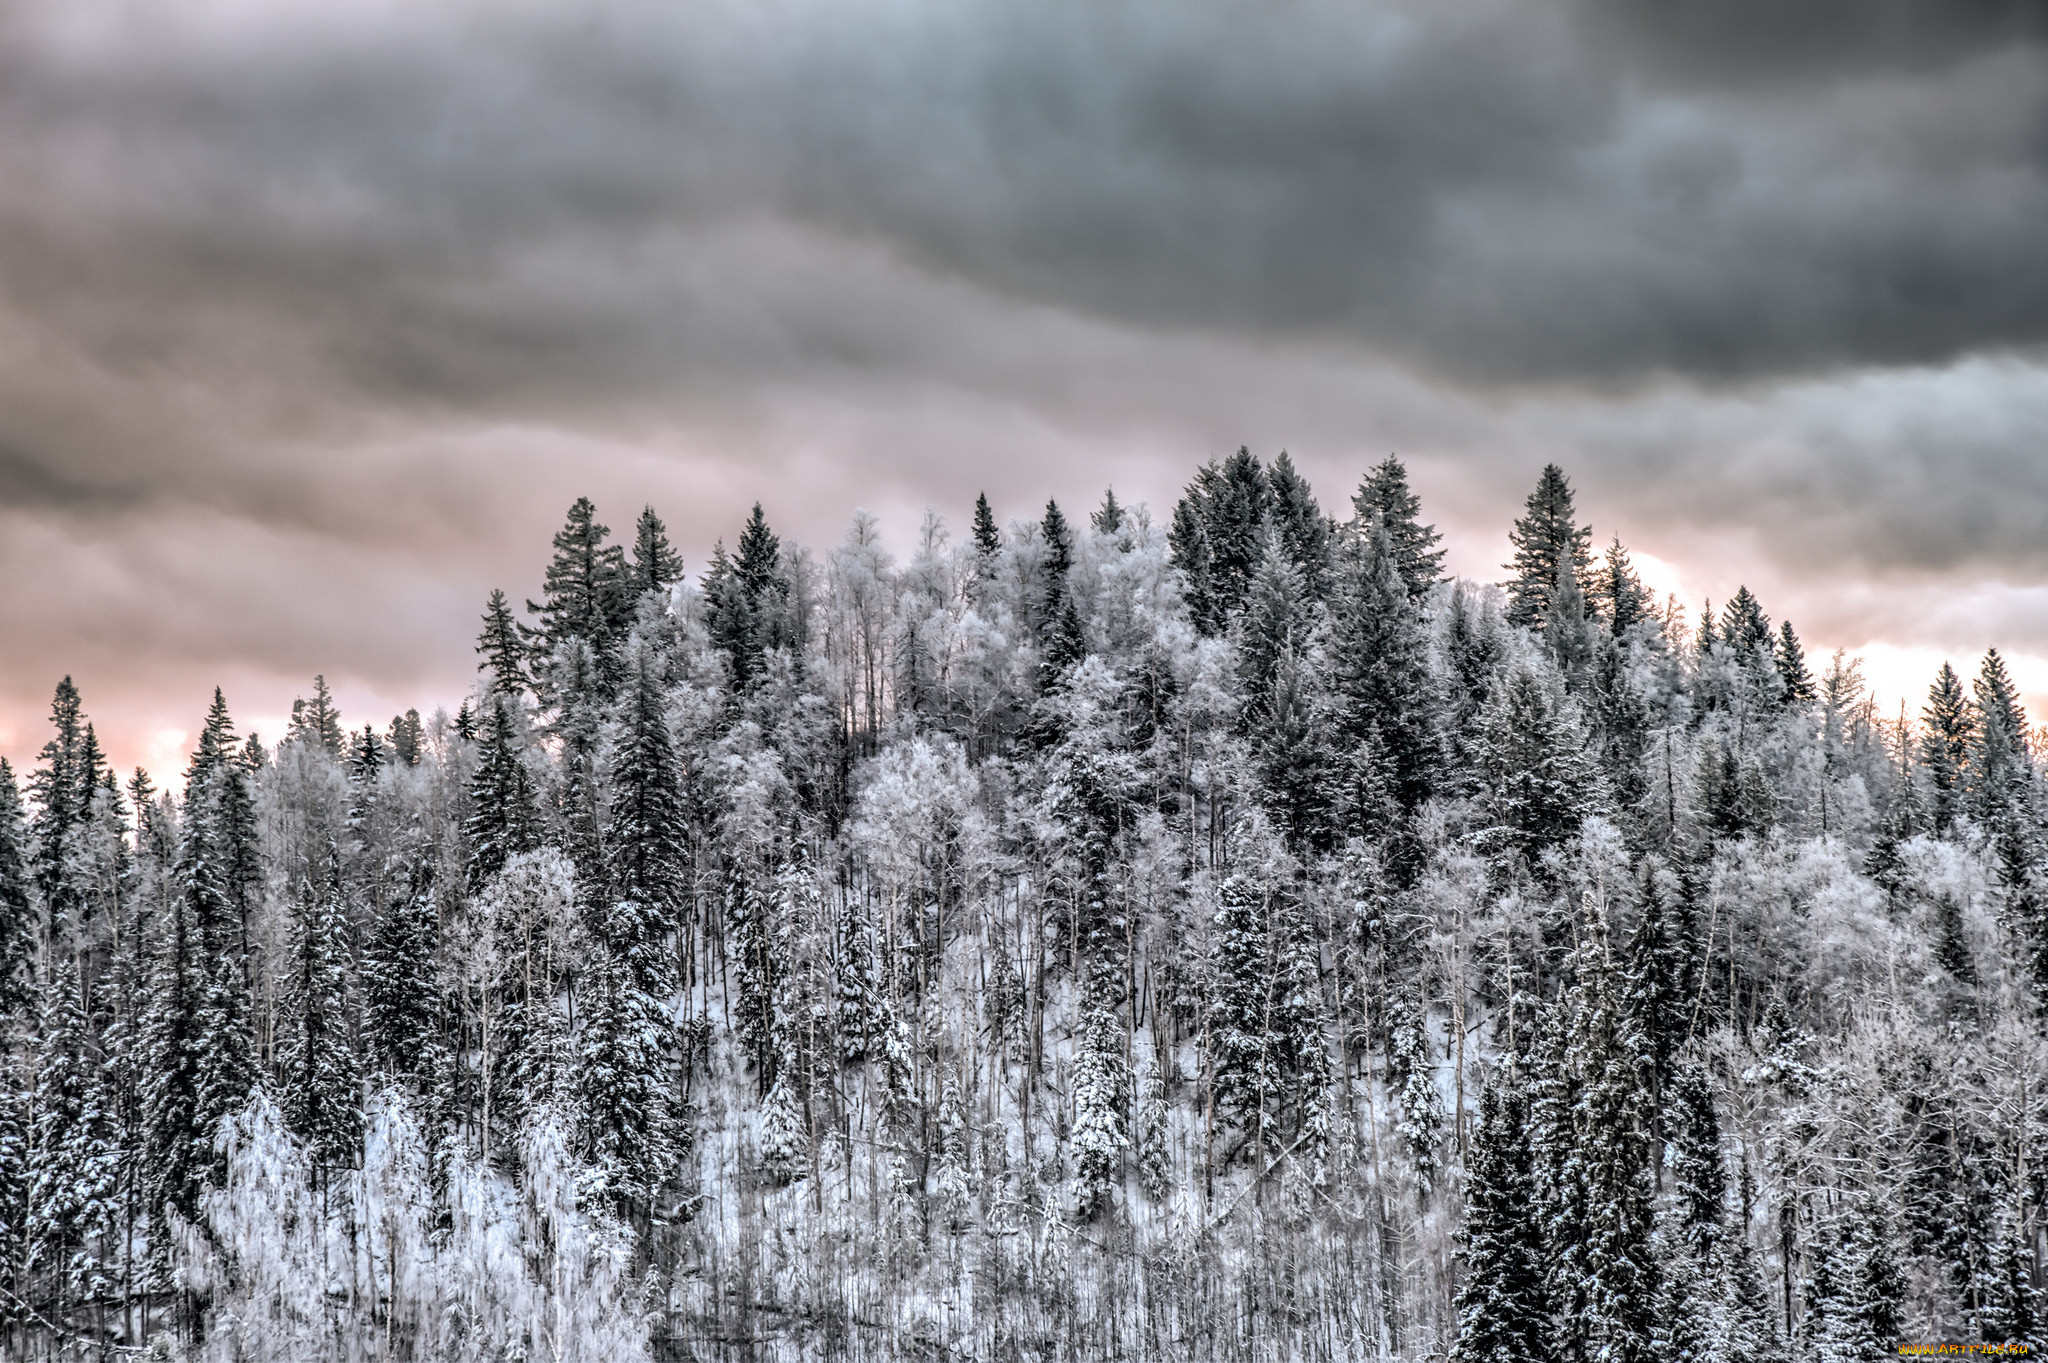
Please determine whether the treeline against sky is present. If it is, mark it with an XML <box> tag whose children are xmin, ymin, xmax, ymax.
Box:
<box><xmin>1</xmin><ymin>452</ymin><xmax>2043</xmax><ymax>1359</ymax></box>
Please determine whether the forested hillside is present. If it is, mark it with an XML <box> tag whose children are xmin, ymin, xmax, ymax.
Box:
<box><xmin>2</xmin><ymin>455</ymin><xmax>2042</xmax><ymax>1360</ymax></box>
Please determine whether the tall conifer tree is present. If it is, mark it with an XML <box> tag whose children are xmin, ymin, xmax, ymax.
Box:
<box><xmin>1921</xmin><ymin>663</ymin><xmax>1975</xmax><ymax>833</ymax></box>
<box><xmin>1504</xmin><ymin>465</ymin><xmax>1592</xmax><ymax>632</ymax></box>
<box><xmin>1327</xmin><ymin>518</ymin><xmax>1439</xmax><ymax>829</ymax></box>
<box><xmin>465</xmin><ymin>694</ymin><xmax>542</xmax><ymax>890</ymax></box>
<box><xmin>478</xmin><ymin>588</ymin><xmax>530</xmax><ymax>695</ymax></box>
<box><xmin>1352</xmin><ymin>456</ymin><xmax>1445</xmax><ymax>600</ymax></box>
<box><xmin>630</xmin><ymin>504</ymin><xmax>685</xmax><ymax>596</ymax></box>
<box><xmin>1265</xmin><ymin>451</ymin><xmax>1331</xmax><ymax>599</ymax></box>
<box><xmin>528</xmin><ymin>497</ymin><xmax>630</xmax><ymax>691</ymax></box>
<box><xmin>1452</xmin><ymin>1081</ymin><xmax>1552</xmax><ymax>1363</ymax></box>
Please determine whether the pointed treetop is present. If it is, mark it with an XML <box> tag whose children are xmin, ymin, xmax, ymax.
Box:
<box><xmin>1976</xmin><ymin>647</ymin><xmax>2025</xmax><ymax>736</ymax></box>
<box><xmin>195</xmin><ymin>686</ymin><xmax>242</xmax><ymax>778</ymax></box>
<box><xmin>1353</xmin><ymin>455</ymin><xmax>1444</xmax><ymax>599</ymax></box>
<box><xmin>287</xmin><ymin>675</ymin><xmax>342</xmax><ymax>755</ymax></box>
<box><xmin>972</xmin><ymin>492</ymin><xmax>1002</xmax><ymax>566</ymax></box>
<box><xmin>1720</xmin><ymin>587</ymin><xmax>1771</xmax><ymax>652</ymax></box>
<box><xmin>1503</xmin><ymin>464</ymin><xmax>1591</xmax><ymax>632</ymax></box>
<box><xmin>1265</xmin><ymin>451</ymin><xmax>1331</xmax><ymax>598</ymax></box>
<box><xmin>1697</xmin><ymin>599</ymin><xmax>1716</xmax><ymax>653</ymax></box>
<box><xmin>48</xmin><ymin>675</ymin><xmax>83</xmax><ymax>747</ymax></box>
<box><xmin>1776</xmin><ymin>621</ymin><xmax>1815</xmax><ymax>704</ymax></box>
<box><xmin>735</xmin><ymin>502</ymin><xmax>781</xmax><ymax>594</ymax></box>
<box><xmin>1091</xmin><ymin>486</ymin><xmax>1125</xmax><ymax>536</ymax></box>
<box><xmin>1596</xmin><ymin>536</ymin><xmax>1653</xmax><ymax>635</ymax></box>
<box><xmin>631</xmin><ymin>505</ymin><xmax>685</xmax><ymax>595</ymax></box>
<box><xmin>478</xmin><ymin>588</ymin><xmax>529</xmax><ymax>695</ymax></box>
<box><xmin>1041</xmin><ymin>498</ymin><xmax>1072</xmax><ymax>568</ymax></box>
<box><xmin>528</xmin><ymin>497</ymin><xmax>631</xmax><ymax>686</ymax></box>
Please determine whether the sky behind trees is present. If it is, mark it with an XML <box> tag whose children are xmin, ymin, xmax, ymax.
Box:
<box><xmin>2</xmin><ymin>0</ymin><xmax>2045</xmax><ymax>774</ymax></box>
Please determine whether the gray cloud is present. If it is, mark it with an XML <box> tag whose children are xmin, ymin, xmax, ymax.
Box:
<box><xmin>1</xmin><ymin>0</ymin><xmax>2047</xmax><ymax>771</ymax></box>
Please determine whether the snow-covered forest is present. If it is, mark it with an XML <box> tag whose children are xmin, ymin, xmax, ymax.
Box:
<box><xmin>2</xmin><ymin>454</ymin><xmax>2041</xmax><ymax>1359</ymax></box>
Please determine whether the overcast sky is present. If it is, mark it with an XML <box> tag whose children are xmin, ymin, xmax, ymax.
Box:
<box><xmin>2</xmin><ymin>0</ymin><xmax>2045</xmax><ymax>779</ymax></box>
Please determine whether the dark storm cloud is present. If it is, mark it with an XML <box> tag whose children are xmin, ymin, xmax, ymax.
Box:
<box><xmin>0</xmin><ymin>0</ymin><xmax>2043</xmax><ymax>420</ymax></box>
<box><xmin>1576</xmin><ymin>0</ymin><xmax>2048</xmax><ymax>84</ymax></box>
<box><xmin>2</xmin><ymin>0</ymin><xmax>2048</xmax><ymax>770</ymax></box>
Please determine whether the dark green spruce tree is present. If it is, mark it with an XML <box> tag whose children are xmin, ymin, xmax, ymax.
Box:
<box><xmin>279</xmin><ymin>854</ymin><xmax>363</xmax><ymax>1171</ymax></box>
<box><xmin>1504</xmin><ymin>465</ymin><xmax>1592</xmax><ymax>633</ymax></box>
<box><xmin>1452</xmin><ymin>1080</ymin><xmax>1552</xmax><ymax>1363</ymax></box>
<box><xmin>0</xmin><ymin>757</ymin><xmax>31</xmax><ymax>1010</ymax></box>
<box><xmin>630</xmin><ymin>504</ymin><xmax>685</xmax><ymax>596</ymax></box>
<box><xmin>1170</xmin><ymin>447</ymin><xmax>1271</xmax><ymax>633</ymax></box>
<box><xmin>605</xmin><ymin>645</ymin><xmax>690</xmax><ymax>991</ymax></box>
<box><xmin>1921</xmin><ymin>662</ymin><xmax>1974</xmax><ymax>834</ymax></box>
<box><xmin>1326</xmin><ymin>517</ymin><xmax>1440</xmax><ymax>836</ymax></box>
<box><xmin>1352</xmin><ymin>455</ymin><xmax>1445</xmax><ymax>600</ymax></box>
<box><xmin>465</xmin><ymin>693</ymin><xmax>542</xmax><ymax>890</ymax></box>
<box><xmin>478</xmin><ymin>588</ymin><xmax>531</xmax><ymax>695</ymax></box>
<box><xmin>527</xmin><ymin>497</ymin><xmax>631</xmax><ymax>693</ymax></box>
<box><xmin>1265</xmin><ymin>451</ymin><xmax>1332</xmax><ymax>599</ymax></box>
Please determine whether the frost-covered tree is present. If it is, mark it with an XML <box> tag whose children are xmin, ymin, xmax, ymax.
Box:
<box><xmin>528</xmin><ymin>496</ymin><xmax>632</xmax><ymax>692</ymax></box>
<box><xmin>465</xmin><ymin>692</ymin><xmax>542</xmax><ymax>890</ymax></box>
<box><xmin>278</xmin><ymin>858</ymin><xmax>363</xmax><ymax>1170</ymax></box>
<box><xmin>1922</xmin><ymin>662</ymin><xmax>1975</xmax><ymax>833</ymax></box>
<box><xmin>1452</xmin><ymin>1080</ymin><xmax>1550</xmax><ymax>1363</ymax></box>
<box><xmin>1504</xmin><ymin>464</ymin><xmax>1592</xmax><ymax>633</ymax></box>
<box><xmin>1352</xmin><ymin>455</ymin><xmax>1444</xmax><ymax>600</ymax></box>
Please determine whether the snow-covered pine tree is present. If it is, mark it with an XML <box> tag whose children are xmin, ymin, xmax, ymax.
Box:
<box><xmin>1070</xmin><ymin>997</ymin><xmax>1129</xmax><ymax>1222</ymax></box>
<box><xmin>1592</xmin><ymin>535</ymin><xmax>1653</xmax><ymax>637</ymax></box>
<box><xmin>1170</xmin><ymin>447</ymin><xmax>1270</xmax><ymax>634</ymax></box>
<box><xmin>1545</xmin><ymin>553</ymin><xmax>1595</xmax><ymax>685</ymax></box>
<box><xmin>1352</xmin><ymin>455</ymin><xmax>1445</xmax><ymax>601</ymax></box>
<box><xmin>1134</xmin><ymin>1059</ymin><xmax>1172</xmax><ymax>1202</ymax></box>
<box><xmin>1504</xmin><ymin>464</ymin><xmax>1592</xmax><ymax>633</ymax></box>
<box><xmin>1921</xmin><ymin>662</ymin><xmax>1975</xmax><ymax>834</ymax></box>
<box><xmin>1587</xmin><ymin>635</ymin><xmax>1651</xmax><ymax>818</ymax></box>
<box><xmin>479</xmin><ymin>587</ymin><xmax>531</xmax><ymax>695</ymax></box>
<box><xmin>576</xmin><ymin>933</ymin><xmax>680</xmax><ymax>1214</ymax></box>
<box><xmin>1386</xmin><ymin>991</ymin><xmax>1445</xmax><ymax>1197</ymax></box>
<box><xmin>1265</xmin><ymin>451</ymin><xmax>1332</xmax><ymax>600</ymax></box>
<box><xmin>465</xmin><ymin>692</ymin><xmax>542</xmax><ymax>891</ymax></box>
<box><xmin>27</xmin><ymin>677</ymin><xmax>104</xmax><ymax>938</ymax></box>
<box><xmin>0</xmin><ymin>758</ymin><xmax>30</xmax><ymax>1011</ymax></box>
<box><xmin>1236</xmin><ymin>524</ymin><xmax>1314</xmax><ymax>727</ymax></box>
<box><xmin>527</xmin><ymin>496</ymin><xmax>632</xmax><ymax>694</ymax></box>
<box><xmin>140</xmin><ymin>691</ymin><xmax>262</xmax><ymax>1233</ymax></box>
<box><xmin>1207</xmin><ymin>872</ymin><xmax>1282</xmax><ymax>1159</ymax></box>
<box><xmin>1091</xmin><ymin>485</ymin><xmax>1126</xmax><ymax>537</ymax></box>
<box><xmin>287</xmin><ymin>673</ymin><xmax>346</xmax><ymax>756</ymax></box>
<box><xmin>21</xmin><ymin>956</ymin><xmax>117</xmax><ymax>1316</ymax></box>
<box><xmin>972</xmin><ymin>491</ymin><xmax>1002</xmax><ymax>579</ymax></box>
<box><xmin>758</xmin><ymin>1074</ymin><xmax>806</xmax><ymax>1187</ymax></box>
<box><xmin>1626</xmin><ymin>861</ymin><xmax>1694</xmax><ymax>1154</ymax></box>
<box><xmin>1667</xmin><ymin>1062</ymin><xmax>1726</xmax><ymax>1260</ymax></box>
<box><xmin>387</xmin><ymin>706</ymin><xmax>425</xmax><ymax>765</ymax></box>
<box><xmin>279</xmin><ymin>856</ymin><xmax>363</xmax><ymax>1172</ymax></box>
<box><xmin>364</xmin><ymin>861</ymin><xmax>440</xmax><ymax>1082</ymax></box>
<box><xmin>1549</xmin><ymin>919</ymin><xmax>1660</xmax><ymax>1363</ymax></box>
<box><xmin>1452</xmin><ymin>1080</ymin><xmax>1551</xmax><ymax>1363</ymax></box>
<box><xmin>1477</xmin><ymin>663</ymin><xmax>1602</xmax><ymax>878</ymax></box>
<box><xmin>1327</xmin><ymin>515</ymin><xmax>1440</xmax><ymax>833</ymax></box>
<box><xmin>1036</xmin><ymin>497</ymin><xmax>1076</xmax><ymax>644</ymax></box>
<box><xmin>630</xmin><ymin>504</ymin><xmax>685</xmax><ymax>597</ymax></box>
<box><xmin>605</xmin><ymin>644</ymin><xmax>689</xmax><ymax>994</ymax></box>
<box><xmin>726</xmin><ymin>865</ymin><xmax>779</xmax><ymax>1089</ymax></box>
<box><xmin>1775</xmin><ymin>621</ymin><xmax>1815</xmax><ymax>706</ymax></box>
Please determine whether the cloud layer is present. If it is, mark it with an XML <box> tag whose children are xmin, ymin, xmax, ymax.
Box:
<box><xmin>1</xmin><ymin>0</ymin><xmax>2045</xmax><ymax>774</ymax></box>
